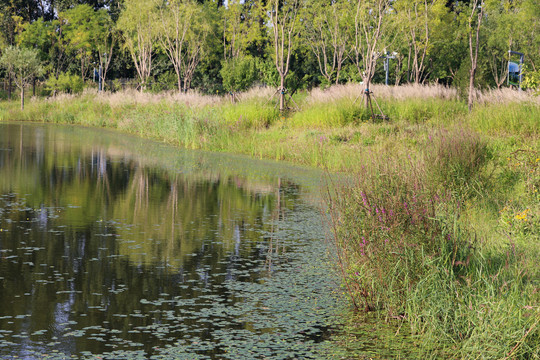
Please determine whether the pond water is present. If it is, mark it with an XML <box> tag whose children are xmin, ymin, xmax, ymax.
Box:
<box><xmin>0</xmin><ymin>123</ymin><xmax>343</xmax><ymax>359</ymax></box>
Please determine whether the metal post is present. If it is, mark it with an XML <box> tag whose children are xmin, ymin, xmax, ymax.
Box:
<box><xmin>507</xmin><ymin>50</ymin><xmax>510</xmax><ymax>87</ymax></box>
<box><xmin>519</xmin><ymin>53</ymin><xmax>524</xmax><ymax>91</ymax></box>
<box><xmin>381</xmin><ymin>52</ymin><xmax>395</xmax><ymax>86</ymax></box>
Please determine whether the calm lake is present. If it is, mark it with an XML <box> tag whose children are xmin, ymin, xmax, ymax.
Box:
<box><xmin>0</xmin><ymin>123</ymin><xmax>343</xmax><ymax>359</ymax></box>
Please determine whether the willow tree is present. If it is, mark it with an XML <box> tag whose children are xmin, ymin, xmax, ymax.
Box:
<box><xmin>117</xmin><ymin>0</ymin><xmax>158</xmax><ymax>91</ymax></box>
<box><xmin>352</xmin><ymin>0</ymin><xmax>392</xmax><ymax>108</ymax></box>
<box><xmin>0</xmin><ymin>46</ymin><xmax>41</xmax><ymax>110</ymax></box>
<box><xmin>268</xmin><ymin>0</ymin><xmax>301</xmax><ymax>112</ymax></box>
<box><xmin>157</xmin><ymin>0</ymin><xmax>212</xmax><ymax>92</ymax></box>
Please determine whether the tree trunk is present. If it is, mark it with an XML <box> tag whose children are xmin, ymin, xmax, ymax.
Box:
<box><xmin>468</xmin><ymin>68</ymin><xmax>475</xmax><ymax>112</ymax></box>
<box><xmin>8</xmin><ymin>74</ymin><xmax>12</xmax><ymax>101</ymax></box>
<box><xmin>33</xmin><ymin>77</ymin><xmax>36</xmax><ymax>97</ymax></box>
<box><xmin>21</xmin><ymin>86</ymin><xmax>24</xmax><ymax>111</ymax></box>
<box><xmin>467</xmin><ymin>0</ymin><xmax>483</xmax><ymax>112</ymax></box>
<box><xmin>177</xmin><ymin>72</ymin><xmax>182</xmax><ymax>92</ymax></box>
<box><xmin>279</xmin><ymin>76</ymin><xmax>285</xmax><ymax>112</ymax></box>
<box><xmin>364</xmin><ymin>79</ymin><xmax>370</xmax><ymax>109</ymax></box>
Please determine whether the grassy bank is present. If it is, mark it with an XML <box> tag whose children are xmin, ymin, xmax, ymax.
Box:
<box><xmin>1</xmin><ymin>84</ymin><xmax>539</xmax><ymax>358</ymax></box>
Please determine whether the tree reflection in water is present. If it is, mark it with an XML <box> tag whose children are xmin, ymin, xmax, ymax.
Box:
<box><xmin>0</xmin><ymin>124</ymin><xmax>337</xmax><ymax>359</ymax></box>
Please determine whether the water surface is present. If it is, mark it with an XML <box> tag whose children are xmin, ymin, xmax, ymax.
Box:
<box><xmin>0</xmin><ymin>123</ymin><xmax>342</xmax><ymax>359</ymax></box>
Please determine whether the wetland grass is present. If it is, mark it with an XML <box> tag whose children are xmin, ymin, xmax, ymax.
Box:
<box><xmin>326</xmin><ymin>126</ymin><xmax>539</xmax><ymax>358</ymax></box>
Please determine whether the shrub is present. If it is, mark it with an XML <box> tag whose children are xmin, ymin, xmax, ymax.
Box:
<box><xmin>220</xmin><ymin>56</ymin><xmax>259</xmax><ymax>94</ymax></box>
<box><xmin>46</xmin><ymin>72</ymin><xmax>84</xmax><ymax>94</ymax></box>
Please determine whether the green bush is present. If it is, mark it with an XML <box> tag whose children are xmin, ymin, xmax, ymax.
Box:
<box><xmin>220</xmin><ymin>56</ymin><xmax>259</xmax><ymax>94</ymax></box>
<box><xmin>46</xmin><ymin>72</ymin><xmax>84</xmax><ymax>94</ymax></box>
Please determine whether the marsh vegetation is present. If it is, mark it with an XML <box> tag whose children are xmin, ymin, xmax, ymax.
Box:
<box><xmin>1</xmin><ymin>83</ymin><xmax>538</xmax><ymax>358</ymax></box>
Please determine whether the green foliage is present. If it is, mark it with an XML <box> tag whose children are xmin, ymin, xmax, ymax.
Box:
<box><xmin>59</xmin><ymin>5</ymin><xmax>111</xmax><ymax>80</ymax></box>
<box><xmin>150</xmin><ymin>71</ymin><xmax>178</xmax><ymax>93</ymax></box>
<box><xmin>523</xmin><ymin>65</ymin><xmax>540</xmax><ymax>94</ymax></box>
<box><xmin>0</xmin><ymin>45</ymin><xmax>42</xmax><ymax>84</ymax></box>
<box><xmin>256</xmin><ymin>58</ymin><xmax>280</xmax><ymax>88</ymax></box>
<box><xmin>17</xmin><ymin>18</ymin><xmax>54</xmax><ymax>62</ymax></box>
<box><xmin>220</xmin><ymin>56</ymin><xmax>259</xmax><ymax>93</ymax></box>
<box><xmin>45</xmin><ymin>72</ymin><xmax>84</xmax><ymax>94</ymax></box>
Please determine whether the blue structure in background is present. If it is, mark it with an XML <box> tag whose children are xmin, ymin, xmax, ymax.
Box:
<box><xmin>508</xmin><ymin>50</ymin><xmax>524</xmax><ymax>90</ymax></box>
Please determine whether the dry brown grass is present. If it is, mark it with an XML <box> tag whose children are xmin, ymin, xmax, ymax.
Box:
<box><xmin>306</xmin><ymin>83</ymin><xmax>459</xmax><ymax>104</ymax></box>
<box><xmin>306</xmin><ymin>83</ymin><xmax>540</xmax><ymax>105</ymax></box>
<box><xmin>42</xmin><ymin>83</ymin><xmax>539</xmax><ymax>109</ymax></box>
<box><xmin>473</xmin><ymin>88</ymin><xmax>540</xmax><ymax>105</ymax></box>
<box><xmin>97</xmin><ymin>89</ymin><xmax>223</xmax><ymax>107</ymax></box>
<box><xmin>44</xmin><ymin>88</ymin><xmax>224</xmax><ymax>108</ymax></box>
<box><xmin>237</xmin><ymin>86</ymin><xmax>277</xmax><ymax>101</ymax></box>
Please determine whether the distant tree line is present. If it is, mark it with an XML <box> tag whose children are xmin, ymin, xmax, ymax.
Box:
<box><xmin>0</xmin><ymin>0</ymin><xmax>539</xmax><ymax>110</ymax></box>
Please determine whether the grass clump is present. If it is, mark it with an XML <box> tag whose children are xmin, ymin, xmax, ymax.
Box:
<box><xmin>424</xmin><ymin>127</ymin><xmax>490</xmax><ymax>196</ymax></box>
<box><xmin>290</xmin><ymin>98</ymin><xmax>369</xmax><ymax>128</ymax></box>
<box><xmin>218</xmin><ymin>99</ymin><xmax>279</xmax><ymax>130</ymax></box>
<box><xmin>381</xmin><ymin>98</ymin><xmax>467</xmax><ymax>124</ymax></box>
<box><xmin>467</xmin><ymin>102</ymin><xmax>540</xmax><ymax>136</ymax></box>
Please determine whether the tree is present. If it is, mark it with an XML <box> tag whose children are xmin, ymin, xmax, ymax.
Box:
<box><xmin>59</xmin><ymin>5</ymin><xmax>113</xmax><ymax>82</ymax></box>
<box><xmin>394</xmin><ymin>0</ymin><xmax>446</xmax><ymax>84</ymax></box>
<box><xmin>222</xmin><ymin>0</ymin><xmax>263</xmax><ymax>61</ymax></box>
<box><xmin>117</xmin><ymin>0</ymin><xmax>158</xmax><ymax>91</ymax></box>
<box><xmin>156</xmin><ymin>0</ymin><xmax>213</xmax><ymax>92</ymax></box>
<box><xmin>352</xmin><ymin>0</ymin><xmax>392</xmax><ymax>108</ymax></box>
<box><xmin>466</xmin><ymin>0</ymin><xmax>485</xmax><ymax>111</ymax></box>
<box><xmin>220</xmin><ymin>55</ymin><xmax>258</xmax><ymax>99</ymax></box>
<box><xmin>268</xmin><ymin>0</ymin><xmax>301</xmax><ymax>111</ymax></box>
<box><xmin>94</xmin><ymin>8</ymin><xmax>116</xmax><ymax>87</ymax></box>
<box><xmin>302</xmin><ymin>0</ymin><xmax>352</xmax><ymax>86</ymax></box>
<box><xmin>0</xmin><ymin>46</ymin><xmax>42</xmax><ymax>110</ymax></box>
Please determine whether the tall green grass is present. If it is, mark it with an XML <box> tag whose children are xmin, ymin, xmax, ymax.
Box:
<box><xmin>325</xmin><ymin>128</ymin><xmax>539</xmax><ymax>358</ymax></box>
<box><xmin>290</xmin><ymin>98</ymin><xmax>369</xmax><ymax>128</ymax></box>
<box><xmin>468</xmin><ymin>102</ymin><xmax>540</xmax><ymax>136</ymax></box>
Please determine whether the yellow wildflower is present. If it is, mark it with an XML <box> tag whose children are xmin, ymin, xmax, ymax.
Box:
<box><xmin>514</xmin><ymin>209</ymin><xmax>530</xmax><ymax>220</ymax></box>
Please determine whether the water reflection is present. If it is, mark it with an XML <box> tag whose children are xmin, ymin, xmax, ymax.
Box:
<box><xmin>0</xmin><ymin>124</ymin><xmax>338</xmax><ymax>359</ymax></box>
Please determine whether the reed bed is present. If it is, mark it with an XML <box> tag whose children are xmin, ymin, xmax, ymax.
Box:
<box><xmin>306</xmin><ymin>83</ymin><xmax>459</xmax><ymax>105</ymax></box>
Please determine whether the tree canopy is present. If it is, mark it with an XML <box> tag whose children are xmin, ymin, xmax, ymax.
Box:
<box><xmin>0</xmin><ymin>0</ymin><xmax>538</xmax><ymax>98</ymax></box>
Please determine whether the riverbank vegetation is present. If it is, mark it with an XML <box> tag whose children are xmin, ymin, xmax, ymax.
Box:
<box><xmin>1</xmin><ymin>83</ymin><xmax>539</xmax><ymax>357</ymax></box>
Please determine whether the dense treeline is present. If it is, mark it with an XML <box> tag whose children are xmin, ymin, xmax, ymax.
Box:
<box><xmin>0</xmin><ymin>0</ymin><xmax>539</xmax><ymax>108</ymax></box>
